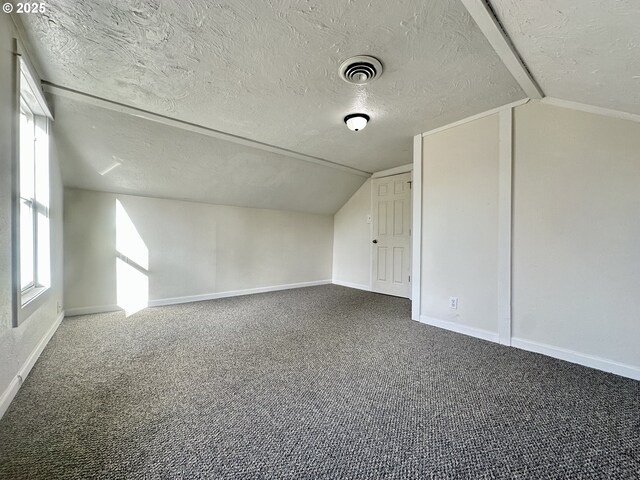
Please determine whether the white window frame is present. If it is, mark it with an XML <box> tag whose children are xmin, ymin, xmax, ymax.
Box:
<box><xmin>12</xmin><ymin>41</ymin><xmax>53</xmax><ymax>327</ymax></box>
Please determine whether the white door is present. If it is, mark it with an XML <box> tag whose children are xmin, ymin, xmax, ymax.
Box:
<box><xmin>371</xmin><ymin>172</ymin><xmax>412</xmax><ymax>298</ymax></box>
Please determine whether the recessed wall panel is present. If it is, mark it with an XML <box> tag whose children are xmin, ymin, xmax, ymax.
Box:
<box><xmin>394</xmin><ymin>200</ymin><xmax>403</xmax><ymax>235</ymax></box>
<box><xmin>393</xmin><ymin>247</ymin><xmax>403</xmax><ymax>284</ymax></box>
<box><xmin>378</xmin><ymin>201</ymin><xmax>388</xmax><ymax>236</ymax></box>
<box><xmin>377</xmin><ymin>247</ymin><xmax>388</xmax><ymax>281</ymax></box>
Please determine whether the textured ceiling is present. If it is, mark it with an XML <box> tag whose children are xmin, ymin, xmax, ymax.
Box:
<box><xmin>50</xmin><ymin>95</ymin><xmax>366</xmax><ymax>215</ymax></box>
<box><xmin>491</xmin><ymin>0</ymin><xmax>640</xmax><ymax>115</ymax></box>
<box><xmin>21</xmin><ymin>0</ymin><xmax>525</xmax><ymax>174</ymax></box>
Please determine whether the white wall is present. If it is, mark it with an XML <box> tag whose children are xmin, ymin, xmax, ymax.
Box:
<box><xmin>417</xmin><ymin>101</ymin><xmax>640</xmax><ymax>377</ymax></box>
<box><xmin>421</xmin><ymin>114</ymin><xmax>500</xmax><ymax>335</ymax></box>
<box><xmin>0</xmin><ymin>15</ymin><xmax>64</xmax><ymax>414</ymax></box>
<box><xmin>332</xmin><ymin>179</ymin><xmax>372</xmax><ymax>290</ymax></box>
<box><xmin>64</xmin><ymin>188</ymin><xmax>333</xmax><ymax>313</ymax></box>
<box><xmin>512</xmin><ymin>102</ymin><xmax>640</xmax><ymax>368</ymax></box>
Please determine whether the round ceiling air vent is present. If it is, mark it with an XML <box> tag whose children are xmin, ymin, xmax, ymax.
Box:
<box><xmin>339</xmin><ymin>55</ymin><xmax>383</xmax><ymax>85</ymax></box>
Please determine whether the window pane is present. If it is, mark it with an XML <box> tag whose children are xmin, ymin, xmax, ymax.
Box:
<box><xmin>20</xmin><ymin>101</ymin><xmax>35</xmax><ymax>200</ymax></box>
<box><xmin>20</xmin><ymin>199</ymin><xmax>34</xmax><ymax>289</ymax></box>
<box><xmin>35</xmin><ymin>119</ymin><xmax>50</xmax><ymax>209</ymax></box>
<box><xmin>37</xmin><ymin>210</ymin><xmax>51</xmax><ymax>288</ymax></box>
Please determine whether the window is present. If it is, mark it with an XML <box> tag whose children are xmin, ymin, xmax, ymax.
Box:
<box><xmin>15</xmin><ymin>56</ymin><xmax>52</xmax><ymax>317</ymax></box>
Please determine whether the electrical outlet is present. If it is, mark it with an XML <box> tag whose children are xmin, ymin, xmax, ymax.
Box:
<box><xmin>57</xmin><ymin>302</ymin><xmax>63</xmax><ymax>314</ymax></box>
<box><xmin>366</xmin><ymin>214</ymin><xmax>372</xmax><ymax>224</ymax></box>
<box><xmin>449</xmin><ymin>297</ymin><xmax>458</xmax><ymax>310</ymax></box>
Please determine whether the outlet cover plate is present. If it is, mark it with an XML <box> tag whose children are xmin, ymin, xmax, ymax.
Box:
<box><xmin>449</xmin><ymin>297</ymin><xmax>458</xmax><ymax>309</ymax></box>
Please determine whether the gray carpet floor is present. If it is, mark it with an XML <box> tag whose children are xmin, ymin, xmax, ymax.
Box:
<box><xmin>0</xmin><ymin>285</ymin><xmax>638</xmax><ymax>479</ymax></box>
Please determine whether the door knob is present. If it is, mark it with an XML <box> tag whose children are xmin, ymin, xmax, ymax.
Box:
<box><xmin>372</xmin><ymin>239</ymin><xmax>378</xmax><ymax>244</ymax></box>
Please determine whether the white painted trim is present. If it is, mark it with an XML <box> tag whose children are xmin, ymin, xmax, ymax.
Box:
<box><xmin>42</xmin><ymin>83</ymin><xmax>371</xmax><ymax>178</ymax></box>
<box><xmin>369</xmin><ymin>180</ymin><xmax>374</xmax><ymax>292</ymax></box>
<box><xmin>18</xmin><ymin>57</ymin><xmax>53</xmax><ymax>119</ymax></box>
<box><xmin>10</xmin><ymin>38</ymin><xmax>20</xmax><ymax>327</ymax></box>
<box><xmin>541</xmin><ymin>97</ymin><xmax>640</xmax><ymax>124</ymax></box>
<box><xmin>511</xmin><ymin>338</ymin><xmax>640</xmax><ymax>381</ymax></box>
<box><xmin>418</xmin><ymin>315</ymin><xmax>500</xmax><ymax>343</ymax></box>
<box><xmin>9</xmin><ymin>13</ymin><xmax>46</xmax><ymax>81</ymax></box>
<box><xmin>422</xmin><ymin>98</ymin><xmax>529</xmax><ymax>137</ymax></box>
<box><xmin>411</xmin><ymin>134</ymin><xmax>422</xmax><ymax>321</ymax></box>
<box><xmin>149</xmin><ymin>280</ymin><xmax>332</xmax><ymax>307</ymax></box>
<box><xmin>459</xmin><ymin>0</ymin><xmax>543</xmax><ymax>99</ymax></box>
<box><xmin>0</xmin><ymin>311</ymin><xmax>65</xmax><ymax>419</ymax></box>
<box><xmin>497</xmin><ymin>109</ymin><xmax>512</xmax><ymax>346</ymax></box>
<box><xmin>16</xmin><ymin>312</ymin><xmax>64</xmax><ymax>382</ymax></box>
<box><xmin>65</xmin><ymin>280</ymin><xmax>333</xmax><ymax>316</ymax></box>
<box><xmin>369</xmin><ymin>176</ymin><xmax>377</xmax><ymax>294</ymax></box>
<box><xmin>371</xmin><ymin>164</ymin><xmax>412</xmax><ymax>179</ymax></box>
<box><xmin>65</xmin><ymin>305</ymin><xmax>120</xmax><ymax>317</ymax></box>
<box><xmin>0</xmin><ymin>378</ymin><xmax>20</xmax><ymax>421</ymax></box>
<box><xmin>332</xmin><ymin>280</ymin><xmax>371</xmax><ymax>291</ymax></box>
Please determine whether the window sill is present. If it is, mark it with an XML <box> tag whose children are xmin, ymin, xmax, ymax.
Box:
<box><xmin>15</xmin><ymin>285</ymin><xmax>50</xmax><ymax>327</ymax></box>
<box><xmin>21</xmin><ymin>285</ymin><xmax>48</xmax><ymax>308</ymax></box>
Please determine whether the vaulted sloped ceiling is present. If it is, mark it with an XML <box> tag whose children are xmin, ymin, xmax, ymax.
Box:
<box><xmin>16</xmin><ymin>1</ymin><xmax>640</xmax><ymax>214</ymax></box>
<box><xmin>50</xmin><ymin>95</ymin><xmax>367</xmax><ymax>215</ymax></box>
<box><xmin>490</xmin><ymin>0</ymin><xmax>640</xmax><ymax>115</ymax></box>
<box><xmin>21</xmin><ymin>0</ymin><xmax>525</xmax><ymax>171</ymax></box>
<box><xmin>16</xmin><ymin>0</ymin><xmax>526</xmax><ymax>214</ymax></box>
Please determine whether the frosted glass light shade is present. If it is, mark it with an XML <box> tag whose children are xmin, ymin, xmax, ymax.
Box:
<box><xmin>344</xmin><ymin>114</ymin><xmax>370</xmax><ymax>132</ymax></box>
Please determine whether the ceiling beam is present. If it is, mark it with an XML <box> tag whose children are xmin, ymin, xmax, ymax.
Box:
<box><xmin>42</xmin><ymin>82</ymin><xmax>372</xmax><ymax>178</ymax></box>
<box><xmin>460</xmin><ymin>0</ymin><xmax>544</xmax><ymax>99</ymax></box>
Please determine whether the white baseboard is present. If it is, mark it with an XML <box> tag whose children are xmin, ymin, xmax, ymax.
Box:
<box><xmin>511</xmin><ymin>337</ymin><xmax>640</xmax><ymax>381</ymax></box>
<box><xmin>65</xmin><ymin>280</ymin><xmax>333</xmax><ymax>316</ymax></box>
<box><xmin>149</xmin><ymin>280</ymin><xmax>332</xmax><ymax>308</ymax></box>
<box><xmin>65</xmin><ymin>304</ymin><xmax>120</xmax><ymax>317</ymax></box>
<box><xmin>0</xmin><ymin>311</ymin><xmax>65</xmax><ymax>419</ymax></box>
<box><xmin>416</xmin><ymin>316</ymin><xmax>639</xmax><ymax>380</ymax></box>
<box><xmin>418</xmin><ymin>315</ymin><xmax>500</xmax><ymax>343</ymax></box>
<box><xmin>331</xmin><ymin>279</ymin><xmax>371</xmax><ymax>292</ymax></box>
<box><xmin>0</xmin><ymin>377</ymin><xmax>21</xmax><ymax>421</ymax></box>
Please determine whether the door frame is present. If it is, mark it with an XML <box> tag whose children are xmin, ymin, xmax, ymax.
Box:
<box><xmin>411</xmin><ymin>135</ymin><xmax>422</xmax><ymax>320</ymax></box>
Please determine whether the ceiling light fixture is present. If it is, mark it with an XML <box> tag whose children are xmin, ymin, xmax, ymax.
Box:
<box><xmin>344</xmin><ymin>113</ymin><xmax>370</xmax><ymax>132</ymax></box>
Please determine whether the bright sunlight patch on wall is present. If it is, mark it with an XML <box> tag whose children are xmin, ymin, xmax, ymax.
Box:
<box><xmin>116</xmin><ymin>200</ymin><xmax>149</xmax><ymax>316</ymax></box>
